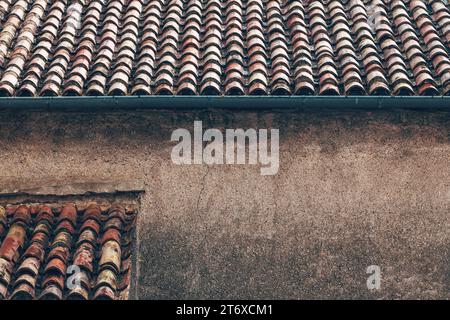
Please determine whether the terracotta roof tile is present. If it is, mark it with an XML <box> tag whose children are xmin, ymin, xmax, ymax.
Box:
<box><xmin>0</xmin><ymin>203</ymin><xmax>136</xmax><ymax>300</ymax></box>
<box><xmin>0</xmin><ymin>0</ymin><xmax>448</xmax><ymax>97</ymax></box>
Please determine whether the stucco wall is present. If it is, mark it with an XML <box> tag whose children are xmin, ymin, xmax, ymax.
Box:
<box><xmin>0</xmin><ymin>108</ymin><xmax>448</xmax><ymax>299</ymax></box>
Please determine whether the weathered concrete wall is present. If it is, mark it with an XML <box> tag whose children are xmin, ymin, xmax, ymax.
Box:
<box><xmin>0</xmin><ymin>108</ymin><xmax>448</xmax><ymax>299</ymax></box>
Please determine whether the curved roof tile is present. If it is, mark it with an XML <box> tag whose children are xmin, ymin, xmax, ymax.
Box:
<box><xmin>0</xmin><ymin>203</ymin><xmax>136</xmax><ymax>300</ymax></box>
<box><xmin>0</xmin><ymin>0</ymin><xmax>448</xmax><ymax>97</ymax></box>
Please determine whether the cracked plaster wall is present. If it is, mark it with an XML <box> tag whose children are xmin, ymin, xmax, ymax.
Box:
<box><xmin>0</xmin><ymin>109</ymin><xmax>449</xmax><ymax>299</ymax></box>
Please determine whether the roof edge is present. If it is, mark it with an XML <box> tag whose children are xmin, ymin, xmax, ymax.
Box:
<box><xmin>0</xmin><ymin>96</ymin><xmax>449</xmax><ymax>112</ymax></box>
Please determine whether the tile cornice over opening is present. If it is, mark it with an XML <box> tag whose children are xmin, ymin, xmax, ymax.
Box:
<box><xmin>0</xmin><ymin>179</ymin><xmax>145</xmax><ymax>198</ymax></box>
<box><xmin>0</xmin><ymin>180</ymin><xmax>143</xmax><ymax>299</ymax></box>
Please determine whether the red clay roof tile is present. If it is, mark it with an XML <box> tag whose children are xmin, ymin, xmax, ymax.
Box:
<box><xmin>0</xmin><ymin>0</ymin><xmax>448</xmax><ymax>97</ymax></box>
<box><xmin>0</xmin><ymin>203</ymin><xmax>136</xmax><ymax>300</ymax></box>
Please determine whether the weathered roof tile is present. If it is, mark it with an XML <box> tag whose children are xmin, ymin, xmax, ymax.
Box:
<box><xmin>0</xmin><ymin>0</ymin><xmax>448</xmax><ymax>97</ymax></box>
<box><xmin>0</xmin><ymin>203</ymin><xmax>136</xmax><ymax>300</ymax></box>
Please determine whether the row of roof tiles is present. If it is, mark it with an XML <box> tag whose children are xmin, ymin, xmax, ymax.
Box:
<box><xmin>0</xmin><ymin>203</ymin><xmax>136</xmax><ymax>300</ymax></box>
<box><xmin>0</xmin><ymin>0</ymin><xmax>448</xmax><ymax>97</ymax></box>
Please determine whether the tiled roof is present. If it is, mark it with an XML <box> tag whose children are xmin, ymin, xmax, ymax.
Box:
<box><xmin>0</xmin><ymin>203</ymin><xmax>136</xmax><ymax>300</ymax></box>
<box><xmin>0</xmin><ymin>0</ymin><xmax>448</xmax><ymax>97</ymax></box>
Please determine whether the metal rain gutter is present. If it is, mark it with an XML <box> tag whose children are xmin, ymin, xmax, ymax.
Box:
<box><xmin>0</xmin><ymin>96</ymin><xmax>448</xmax><ymax>111</ymax></box>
